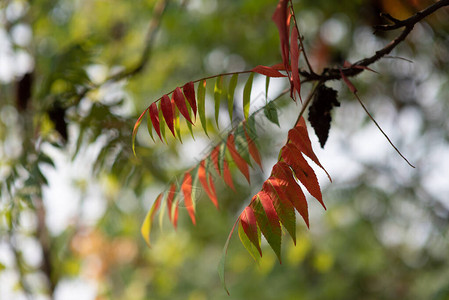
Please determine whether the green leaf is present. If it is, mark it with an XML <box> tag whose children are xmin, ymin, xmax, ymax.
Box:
<box><xmin>141</xmin><ymin>193</ymin><xmax>163</xmax><ymax>247</ymax></box>
<box><xmin>185</xmin><ymin>98</ymin><xmax>195</xmax><ymax>140</ymax></box>
<box><xmin>238</xmin><ymin>221</ymin><xmax>261</xmax><ymax>263</ymax></box>
<box><xmin>227</xmin><ymin>73</ymin><xmax>238</xmax><ymax>122</ymax></box>
<box><xmin>243</xmin><ymin>72</ymin><xmax>254</xmax><ymax>120</ymax></box>
<box><xmin>244</xmin><ymin>114</ymin><xmax>258</xmax><ymax>142</ymax></box>
<box><xmin>214</xmin><ymin>76</ymin><xmax>223</xmax><ymax>127</ymax></box>
<box><xmin>158</xmin><ymin>102</ymin><xmax>167</xmax><ymax>143</ymax></box>
<box><xmin>264</xmin><ymin>101</ymin><xmax>280</xmax><ymax>127</ymax></box>
<box><xmin>197</xmin><ymin>80</ymin><xmax>208</xmax><ymax>137</ymax></box>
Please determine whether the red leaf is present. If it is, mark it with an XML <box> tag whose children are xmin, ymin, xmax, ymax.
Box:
<box><xmin>222</xmin><ymin>160</ymin><xmax>235</xmax><ymax>191</ymax></box>
<box><xmin>211</xmin><ymin>145</ymin><xmax>221</xmax><ymax>175</ymax></box>
<box><xmin>183</xmin><ymin>81</ymin><xmax>197</xmax><ymax>119</ymax></box>
<box><xmin>173</xmin><ymin>87</ymin><xmax>193</xmax><ymax>124</ymax></box>
<box><xmin>160</xmin><ymin>94</ymin><xmax>175</xmax><ymax>137</ymax></box>
<box><xmin>339</xmin><ymin>68</ymin><xmax>357</xmax><ymax>93</ymax></box>
<box><xmin>271</xmin><ymin>162</ymin><xmax>309</xmax><ymax>227</ymax></box>
<box><xmin>240</xmin><ymin>206</ymin><xmax>262</xmax><ymax>256</ymax></box>
<box><xmin>149</xmin><ymin>102</ymin><xmax>163</xmax><ymax>141</ymax></box>
<box><xmin>198</xmin><ymin>160</ymin><xmax>218</xmax><ymax>208</ymax></box>
<box><xmin>244</xmin><ymin>127</ymin><xmax>263</xmax><ymax>170</ymax></box>
<box><xmin>271</xmin><ymin>63</ymin><xmax>290</xmax><ymax>71</ymax></box>
<box><xmin>181</xmin><ymin>172</ymin><xmax>196</xmax><ymax>225</ymax></box>
<box><xmin>263</xmin><ymin>178</ymin><xmax>296</xmax><ymax>244</ymax></box>
<box><xmin>281</xmin><ymin>144</ymin><xmax>325</xmax><ymax>209</ymax></box>
<box><xmin>288</xmin><ymin>117</ymin><xmax>332</xmax><ymax>181</ymax></box>
<box><xmin>290</xmin><ymin>26</ymin><xmax>301</xmax><ymax>101</ymax></box>
<box><xmin>251</xmin><ymin>191</ymin><xmax>282</xmax><ymax>262</ymax></box>
<box><xmin>208</xmin><ymin>174</ymin><xmax>218</xmax><ymax>208</ymax></box>
<box><xmin>166</xmin><ymin>183</ymin><xmax>176</xmax><ymax>226</ymax></box>
<box><xmin>227</xmin><ymin>134</ymin><xmax>250</xmax><ymax>183</ymax></box>
<box><xmin>272</xmin><ymin>0</ymin><xmax>290</xmax><ymax>71</ymax></box>
<box><xmin>251</xmin><ymin>65</ymin><xmax>287</xmax><ymax>78</ymax></box>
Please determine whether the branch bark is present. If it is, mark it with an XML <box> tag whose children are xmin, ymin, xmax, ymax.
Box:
<box><xmin>299</xmin><ymin>0</ymin><xmax>449</xmax><ymax>84</ymax></box>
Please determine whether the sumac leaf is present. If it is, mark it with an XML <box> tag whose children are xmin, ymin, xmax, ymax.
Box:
<box><xmin>149</xmin><ymin>102</ymin><xmax>163</xmax><ymax>142</ymax></box>
<box><xmin>174</xmin><ymin>87</ymin><xmax>193</xmax><ymax>124</ymax></box>
<box><xmin>264</xmin><ymin>101</ymin><xmax>280</xmax><ymax>126</ymax></box>
<box><xmin>251</xmin><ymin>191</ymin><xmax>282</xmax><ymax>262</ymax></box>
<box><xmin>243</xmin><ymin>73</ymin><xmax>254</xmax><ymax>120</ymax></box>
<box><xmin>141</xmin><ymin>193</ymin><xmax>162</xmax><ymax>247</ymax></box>
<box><xmin>271</xmin><ymin>162</ymin><xmax>309</xmax><ymax>227</ymax></box>
<box><xmin>227</xmin><ymin>74</ymin><xmax>238</xmax><ymax>122</ymax></box>
<box><xmin>161</xmin><ymin>94</ymin><xmax>175</xmax><ymax>137</ymax></box>
<box><xmin>181</xmin><ymin>172</ymin><xmax>196</xmax><ymax>225</ymax></box>
<box><xmin>197</xmin><ymin>80</ymin><xmax>208</xmax><ymax>136</ymax></box>
<box><xmin>183</xmin><ymin>81</ymin><xmax>197</xmax><ymax>119</ymax></box>
<box><xmin>239</xmin><ymin>206</ymin><xmax>262</xmax><ymax>258</ymax></box>
<box><xmin>281</xmin><ymin>144</ymin><xmax>325</xmax><ymax>209</ymax></box>
<box><xmin>227</xmin><ymin>134</ymin><xmax>250</xmax><ymax>183</ymax></box>
<box><xmin>251</xmin><ymin>65</ymin><xmax>286</xmax><ymax>77</ymax></box>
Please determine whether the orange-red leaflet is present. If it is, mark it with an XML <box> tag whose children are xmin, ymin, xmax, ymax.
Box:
<box><xmin>173</xmin><ymin>87</ymin><xmax>193</xmax><ymax>124</ymax></box>
<box><xmin>281</xmin><ymin>144</ymin><xmax>325</xmax><ymax>209</ymax></box>
<box><xmin>198</xmin><ymin>160</ymin><xmax>218</xmax><ymax>208</ymax></box>
<box><xmin>166</xmin><ymin>183</ymin><xmax>177</xmax><ymax>227</ymax></box>
<box><xmin>149</xmin><ymin>102</ymin><xmax>163</xmax><ymax>141</ymax></box>
<box><xmin>263</xmin><ymin>178</ymin><xmax>296</xmax><ymax>244</ymax></box>
<box><xmin>272</xmin><ymin>0</ymin><xmax>290</xmax><ymax>72</ymax></box>
<box><xmin>227</xmin><ymin>134</ymin><xmax>250</xmax><ymax>183</ymax></box>
<box><xmin>240</xmin><ymin>206</ymin><xmax>262</xmax><ymax>256</ymax></box>
<box><xmin>271</xmin><ymin>161</ymin><xmax>309</xmax><ymax>227</ymax></box>
<box><xmin>288</xmin><ymin>117</ymin><xmax>331</xmax><ymax>181</ymax></box>
<box><xmin>251</xmin><ymin>191</ymin><xmax>282</xmax><ymax>262</ymax></box>
<box><xmin>222</xmin><ymin>160</ymin><xmax>235</xmax><ymax>191</ymax></box>
<box><xmin>181</xmin><ymin>172</ymin><xmax>196</xmax><ymax>225</ymax></box>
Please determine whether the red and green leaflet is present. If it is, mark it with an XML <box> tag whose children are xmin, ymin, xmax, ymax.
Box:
<box><xmin>131</xmin><ymin>65</ymin><xmax>288</xmax><ymax>150</ymax></box>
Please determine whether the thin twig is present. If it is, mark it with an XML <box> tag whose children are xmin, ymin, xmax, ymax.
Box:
<box><xmin>353</xmin><ymin>93</ymin><xmax>416</xmax><ymax>168</ymax></box>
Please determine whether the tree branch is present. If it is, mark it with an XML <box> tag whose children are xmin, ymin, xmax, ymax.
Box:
<box><xmin>299</xmin><ymin>0</ymin><xmax>449</xmax><ymax>84</ymax></box>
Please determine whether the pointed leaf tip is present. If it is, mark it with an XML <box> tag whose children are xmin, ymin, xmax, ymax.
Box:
<box><xmin>141</xmin><ymin>193</ymin><xmax>163</xmax><ymax>247</ymax></box>
<box><xmin>227</xmin><ymin>134</ymin><xmax>250</xmax><ymax>183</ymax></box>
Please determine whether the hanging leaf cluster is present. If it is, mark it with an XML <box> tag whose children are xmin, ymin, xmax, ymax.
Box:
<box><xmin>135</xmin><ymin>0</ymin><xmax>333</xmax><ymax>292</ymax></box>
<box><xmin>141</xmin><ymin>120</ymin><xmax>264</xmax><ymax>247</ymax></box>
